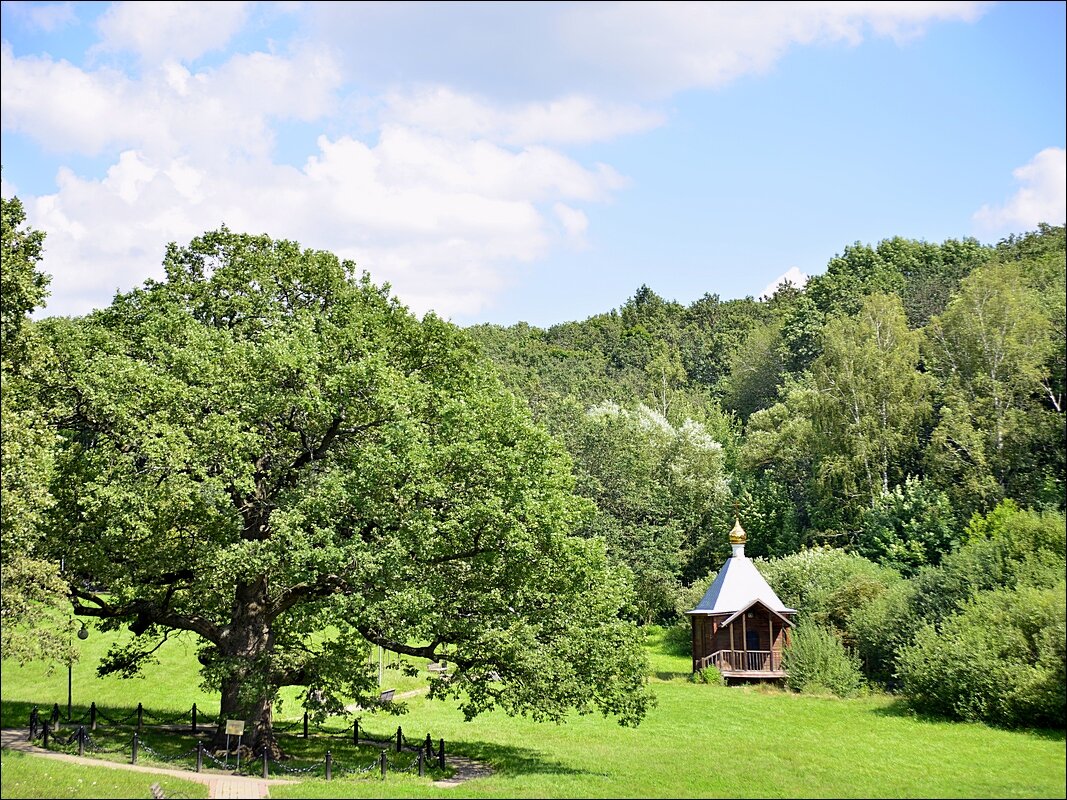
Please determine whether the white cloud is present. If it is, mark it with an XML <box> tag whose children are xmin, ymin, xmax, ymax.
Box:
<box><xmin>6</xmin><ymin>1</ymin><xmax>995</xmax><ymax>324</ymax></box>
<box><xmin>559</xmin><ymin>1</ymin><xmax>991</xmax><ymax>97</ymax></box>
<box><xmin>7</xmin><ymin>1</ymin><xmax>78</xmax><ymax>33</ymax></box>
<box><xmin>0</xmin><ymin>42</ymin><xmax>342</xmax><ymax>161</ymax></box>
<box><xmin>553</xmin><ymin>203</ymin><xmax>589</xmax><ymax>240</ymax></box>
<box><xmin>760</xmin><ymin>266</ymin><xmax>809</xmax><ymax>300</ymax></box>
<box><xmin>94</xmin><ymin>1</ymin><xmax>251</xmax><ymax>65</ymax></box>
<box><xmin>23</xmin><ymin>122</ymin><xmax>622</xmax><ymax>319</ymax></box>
<box><xmin>973</xmin><ymin>148</ymin><xmax>1067</xmax><ymax>233</ymax></box>
<box><xmin>305</xmin><ymin>1</ymin><xmax>991</xmax><ymax>100</ymax></box>
<box><xmin>383</xmin><ymin>87</ymin><xmax>665</xmax><ymax>145</ymax></box>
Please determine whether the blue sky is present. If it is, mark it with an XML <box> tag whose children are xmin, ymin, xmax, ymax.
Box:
<box><xmin>2</xmin><ymin>1</ymin><xmax>1064</xmax><ymax>328</ymax></box>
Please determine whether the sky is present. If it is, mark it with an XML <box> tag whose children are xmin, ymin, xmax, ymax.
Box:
<box><xmin>2</xmin><ymin>1</ymin><xmax>1065</xmax><ymax>328</ymax></box>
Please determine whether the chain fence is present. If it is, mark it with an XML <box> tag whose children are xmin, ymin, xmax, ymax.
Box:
<box><xmin>23</xmin><ymin>698</ymin><xmax>449</xmax><ymax>783</ymax></box>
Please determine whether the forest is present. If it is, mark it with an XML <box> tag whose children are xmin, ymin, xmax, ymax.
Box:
<box><xmin>2</xmin><ymin>191</ymin><xmax>1064</xmax><ymax>742</ymax></box>
<box><xmin>466</xmin><ymin>224</ymin><xmax>1066</xmax><ymax>726</ymax></box>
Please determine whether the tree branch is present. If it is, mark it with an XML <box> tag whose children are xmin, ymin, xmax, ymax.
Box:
<box><xmin>270</xmin><ymin>574</ymin><xmax>351</xmax><ymax>618</ymax></box>
<box><xmin>70</xmin><ymin>586</ymin><xmax>223</xmax><ymax>645</ymax></box>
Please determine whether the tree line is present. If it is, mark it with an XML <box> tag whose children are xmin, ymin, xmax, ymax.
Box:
<box><xmin>466</xmin><ymin>224</ymin><xmax>1065</xmax><ymax>726</ymax></box>
<box><xmin>467</xmin><ymin>226</ymin><xmax>1064</xmax><ymax>616</ymax></box>
<box><xmin>2</xmin><ymin>186</ymin><xmax>1062</xmax><ymax>740</ymax></box>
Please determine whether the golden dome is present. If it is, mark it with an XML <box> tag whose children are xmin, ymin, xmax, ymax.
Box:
<box><xmin>729</xmin><ymin>518</ymin><xmax>747</xmax><ymax>545</ymax></box>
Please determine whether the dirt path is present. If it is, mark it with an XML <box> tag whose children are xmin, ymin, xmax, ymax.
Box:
<box><xmin>343</xmin><ymin>688</ymin><xmax>495</xmax><ymax>787</ymax></box>
<box><xmin>1</xmin><ymin>728</ymin><xmax>288</xmax><ymax>799</ymax></box>
<box><xmin>432</xmin><ymin>754</ymin><xmax>494</xmax><ymax>788</ymax></box>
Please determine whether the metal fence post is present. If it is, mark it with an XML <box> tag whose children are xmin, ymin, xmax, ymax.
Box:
<box><xmin>90</xmin><ymin>702</ymin><xmax>97</xmax><ymax>731</ymax></box>
<box><xmin>131</xmin><ymin>733</ymin><xmax>139</xmax><ymax>764</ymax></box>
<box><xmin>325</xmin><ymin>750</ymin><xmax>332</xmax><ymax>781</ymax></box>
<box><xmin>42</xmin><ymin>723</ymin><xmax>50</xmax><ymax>749</ymax></box>
<box><xmin>196</xmin><ymin>741</ymin><xmax>203</xmax><ymax>773</ymax></box>
<box><xmin>78</xmin><ymin>726</ymin><xmax>86</xmax><ymax>757</ymax></box>
<box><xmin>352</xmin><ymin>719</ymin><xmax>358</xmax><ymax>746</ymax></box>
<box><xmin>424</xmin><ymin>733</ymin><xmax>432</xmax><ymax>756</ymax></box>
<box><xmin>51</xmin><ymin>703</ymin><xmax>60</xmax><ymax>726</ymax></box>
<box><xmin>396</xmin><ymin>725</ymin><xmax>402</xmax><ymax>752</ymax></box>
<box><xmin>262</xmin><ymin>750</ymin><xmax>269</xmax><ymax>779</ymax></box>
<box><xmin>379</xmin><ymin>749</ymin><xmax>387</xmax><ymax>779</ymax></box>
<box><xmin>28</xmin><ymin>707</ymin><xmax>38</xmax><ymax>741</ymax></box>
<box><xmin>136</xmin><ymin>702</ymin><xmax>143</xmax><ymax>732</ymax></box>
<box><xmin>303</xmin><ymin>711</ymin><xmax>309</xmax><ymax>739</ymax></box>
<box><xmin>438</xmin><ymin>738</ymin><xmax>445</xmax><ymax>770</ymax></box>
<box><xmin>191</xmin><ymin>703</ymin><xmax>197</xmax><ymax>734</ymax></box>
<box><xmin>418</xmin><ymin>747</ymin><xmax>425</xmax><ymax>777</ymax></box>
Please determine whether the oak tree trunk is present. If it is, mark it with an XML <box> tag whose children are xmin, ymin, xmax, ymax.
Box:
<box><xmin>209</xmin><ymin>577</ymin><xmax>285</xmax><ymax>760</ymax></box>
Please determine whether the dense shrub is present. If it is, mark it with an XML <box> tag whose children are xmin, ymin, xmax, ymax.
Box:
<box><xmin>758</xmin><ymin>547</ymin><xmax>901</xmax><ymax>635</ymax></box>
<box><xmin>847</xmin><ymin>579</ymin><xmax>922</xmax><ymax>687</ymax></box>
<box><xmin>910</xmin><ymin>504</ymin><xmax>1066</xmax><ymax>626</ymax></box>
<box><xmin>782</xmin><ymin>621</ymin><xmax>866</xmax><ymax>697</ymax></box>
<box><xmin>897</xmin><ymin>583</ymin><xmax>1066</xmax><ymax>728</ymax></box>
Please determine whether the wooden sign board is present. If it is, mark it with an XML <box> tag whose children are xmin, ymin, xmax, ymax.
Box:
<box><xmin>225</xmin><ymin>719</ymin><xmax>245</xmax><ymax>736</ymax></box>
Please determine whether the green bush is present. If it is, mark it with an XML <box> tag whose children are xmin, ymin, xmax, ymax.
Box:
<box><xmin>758</xmin><ymin>547</ymin><xmax>901</xmax><ymax>635</ymax></box>
<box><xmin>847</xmin><ymin>579</ymin><xmax>921</xmax><ymax>687</ymax></box>
<box><xmin>910</xmin><ymin>504</ymin><xmax>1066</xmax><ymax>626</ymax></box>
<box><xmin>783</xmin><ymin>621</ymin><xmax>866</xmax><ymax>697</ymax></box>
<box><xmin>690</xmin><ymin>665</ymin><xmax>726</xmax><ymax>686</ymax></box>
<box><xmin>897</xmin><ymin>582</ymin><xmax>1066</xmax><ymax>728</ymax></box>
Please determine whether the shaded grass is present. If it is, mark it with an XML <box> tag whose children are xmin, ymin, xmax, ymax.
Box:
<box><xmin>0</xmin><ymin>749</ymin><xmax>208</xmax><ymax>799</ymax></box>
<box><xmin>0</xmin><ymin>626</ymin><xmax>429</xmax><ymax>728</ymax></box>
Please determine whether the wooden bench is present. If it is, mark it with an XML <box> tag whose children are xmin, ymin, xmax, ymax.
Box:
<box><xmin>377</xmin><ymin>688</ymin><xmax>395</xmax><ymax>705</ymax></box>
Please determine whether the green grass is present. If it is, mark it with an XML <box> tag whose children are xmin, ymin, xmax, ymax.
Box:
<box><xmin>3</xmin><ymin>625</ymin><xmax>1065</xmax><ymax>798</ymax></box>
<box><xmin>0</xmin><ymin>749</ymin><xmax>208</xmax><ymax>799</ymax></box>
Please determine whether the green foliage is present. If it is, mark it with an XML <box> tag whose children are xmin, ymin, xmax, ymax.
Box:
<box><xmin>758</xmin><ymin>547</ymin><xmax>901</xmax><ymax>637</ymax></box>
<box><xmin>910</xmin><ymin>503</ymin><xmax>1067</xmax><ymax>627</ymax></box>
<box><xmin>857</xmin><ymin>476</ymin><xmax>958</xmax><ymax>576</ymax></box>
<box><xmin>690</xmin><ymin>664</ymin><xmax>726</xmax><ymax>686</ymax></box>
<box><xmin>809</xmin><ymin>294</ymin><xmax>930</xmax><ymax>525</ymax></box>
<box><xmin>37</xmin><ymin>228</ymin><xmax>652</xmax><ymax>744</ymax></box>
<box><xmin>569</xmin><ymin>402</ymin><xmax>731</xmax><ymax>623</ymax></box>
<box><xmin>0</xmin><ymin>193</ymin><xmax>70</xmax><ymax>666</ymax></box>
<box><xmin>1</xmin><ymin>194</ymin><xmax>49</xmax><ymax>368</ymax></box>
<box><xmin>897</xmin><ymin>582</ymin><xmax>1066</xmax><ymax>728</ymax></box>
<box><xmin>847</xmin><ymin>577</ymin><xmax>921</xmax><ymax>686</ymax></box>
<box><xmin>850</xmin><ymin>501</ymin><xmax>1066</xmax><ymax>694</ymax></box>
<box><xmin>924</xmin><ymin>259</ymin><xmax>1057</xmax><ymax>517</ymax></box>
<box><xmin>727</xmin><ymin>472</ymin><xmax>805</xmax><ymax>559</ymax></box>
<box><xmin>719</xmin><ymin>318</ymin><xmax>785</xmax><ymax>419</ymax></box>
<box><xmin>783</xmin><ymin>621</ymin><xmax>866</xmax><ymax>697</ymax></box>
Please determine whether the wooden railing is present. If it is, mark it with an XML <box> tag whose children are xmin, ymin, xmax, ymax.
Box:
<box><xmin>696</xmin><ymin>649</ymin><xmax>783</xmax><ymax>674</ymax></box>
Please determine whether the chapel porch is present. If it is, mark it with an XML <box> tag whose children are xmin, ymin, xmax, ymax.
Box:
<box><xmin>694</xmin><ymin>648</ymin><xmax>787</xmax><ymax>679</ymax></box>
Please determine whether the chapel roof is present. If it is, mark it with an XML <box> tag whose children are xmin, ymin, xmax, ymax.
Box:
<box><xmin>686</xmin><ymin>519</ymin><xmax>796</xmax><ymax>616</ymax></box>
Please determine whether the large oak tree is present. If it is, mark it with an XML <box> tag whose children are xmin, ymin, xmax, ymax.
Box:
<box><xmin>39</xmin><ymin>229</ymin><xmax>651</xmax><ymax>756</ymax></box>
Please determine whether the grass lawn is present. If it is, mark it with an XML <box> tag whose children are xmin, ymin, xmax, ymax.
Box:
<box><xmin>2</xmin><ymin>626</ymin><xmax>1064</xmax><ymax>798</ymax></box>
<box><xmin>0</xmin><ymin>749</ymin><xmax>209</xmax><ymax>799</ymax></box>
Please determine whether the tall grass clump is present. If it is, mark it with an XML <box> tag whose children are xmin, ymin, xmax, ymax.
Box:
<box><xmin>783</xmin><ymin>621</ymin><xmax>866</xmax><ymax>697</ymax></box>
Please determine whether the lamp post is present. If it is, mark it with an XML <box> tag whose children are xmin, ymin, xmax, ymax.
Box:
<box><xmin>68</xmin><ymin>623</ymin><xmax>89</xmax><ymax>721</ymax></box>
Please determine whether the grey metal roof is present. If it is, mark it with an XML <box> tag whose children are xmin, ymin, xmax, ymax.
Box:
<box><xmin>686</xmin><ymin>552</ymin><xmax>796</xmax><ymax>615</ymax></box>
